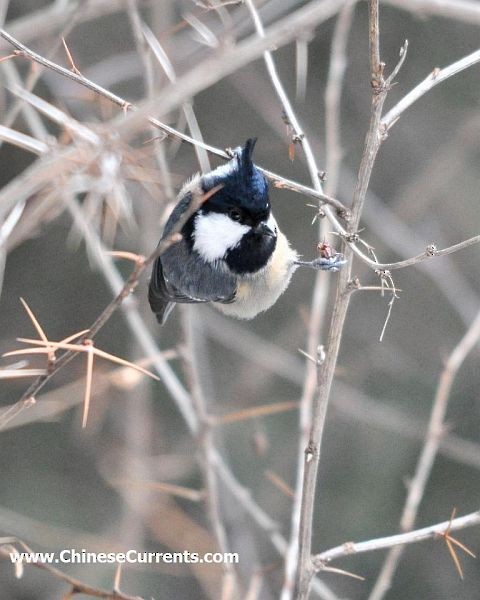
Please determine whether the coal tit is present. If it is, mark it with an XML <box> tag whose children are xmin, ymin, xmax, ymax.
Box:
<box><xmin>148</xmin><ymin>139</ymin><xmax>346</xmax><ymax>324</ymax></box>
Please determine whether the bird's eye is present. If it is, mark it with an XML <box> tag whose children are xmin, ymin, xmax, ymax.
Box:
<box><xmin>229</xmin><ymin>208</ymin><xmax>242</xmax><ymax>222</ymax></box>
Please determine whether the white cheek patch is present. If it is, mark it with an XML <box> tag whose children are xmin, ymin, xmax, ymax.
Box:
<box><xmin>193</xmin><ymin>212</ymin><xmax>249</xmax><ymax>263</ymax></box>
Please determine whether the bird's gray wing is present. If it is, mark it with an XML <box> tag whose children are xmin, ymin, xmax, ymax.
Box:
<box><xmin>148</xmin><ymin>193</ymin><xmax>237</xmax><ymax>324</ymax></box>
<box><xmin>149</xmin><ymin>244</ymin><xmax>237</xmax><ymax>324</ymax></box>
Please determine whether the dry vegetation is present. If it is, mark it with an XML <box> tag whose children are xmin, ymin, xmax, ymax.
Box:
<box><xmin>1</xmin><ymin>1</ymin><xmax>480</xmax><ymax>599</ymax></box>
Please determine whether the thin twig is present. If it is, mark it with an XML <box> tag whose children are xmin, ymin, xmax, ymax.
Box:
<box><xmin>4</xmin><ymin>31</ymin><xmax>480</xmax><ymax>272</ymax></box>
<box><xmin>0</xmin><ymin>29</ymin><xmax>131</xmax><ymax>109</ymax></box>
<box><xmin>182</xmin><ymin>308</ymin><xmax>238</xmax><ymax>594</ymax></box>
<box><xmin>0</xmin><ymin>124</ymin><xmax>48</xmax><ymax>155</ymax></box>
<box><xmin>282</xmin><ymin>2</ymin><xmax>357</xmax><ymax>598</ymax></box>
<box><xmin>244</xmin><ymin>0</ymin><xmax>326</xmax><ymax>196</ymax></box>
<box><xmin>0</xmin><ymin>27</ymin><xmax>347</xmax><ymax>216</ymax></box>
<box><xmin>243</xmin><ymin>4</ymin><xmax>341</xmax><ymax>597</ymax></box>
<box><xmin>324</xmin><ymin>0</ymin><xmax>357</xmax><ymax>196</ymax></box>
<box><xmin>295</xmin><ymin>35</ymin><xmax>310</xmax><ymax>102</ymax></box>
<box><xmin>0</xmin><ymin>540</ymin><xmax>142</xmax><ymax>600</ymax></box>
<box><xmin>368</xmin><ymin>308</ymin><xmax>480</xmax><ymax>600</ymax></box>
<box><xmin>295</xmin><ymin>2</ymin><xmax>402</xmax><ymax>596</ymax></box>
<box><xmin>369</xmin><ymin>0</ymin><xmax>383</xmax><ymax>90</ymax></box>
<box><xmin>9</xmin><ymin>185</ymin><xmax>219</xmax><ymax>414</ymax></box>
<box><xmin>313</xmin><ymin>509</ymin><xmax>480</xmax><ymax>564</ymax></box>
<box><xmin>110</xmin><ymin>478</ymin><xmax>204</xmax><ymax>503</ymax></box>
<box><xmin>382</xmin><ymin>46</ymin><xmax>480</xmax><ymax>132</ymax></box>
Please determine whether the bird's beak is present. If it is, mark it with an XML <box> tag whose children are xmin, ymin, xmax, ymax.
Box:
<box><xmin>254</xmin><ymin>222</ymin><xmax>276</xmax><ymax>238</ymax></box>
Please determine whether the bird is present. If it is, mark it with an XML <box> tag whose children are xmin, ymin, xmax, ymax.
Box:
<box><xmin>148</xmin><ymin>139</ymin><xmax>346</xmax><ymax>324</ymax></box>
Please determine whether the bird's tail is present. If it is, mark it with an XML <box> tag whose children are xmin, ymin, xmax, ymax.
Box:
<box><xmin>148</xmin><ymin>258</ymin><xmax>175</xmax><ymax>325</ymax></box>
<box><xmin>148</xmin><ymin>293</ymin><xmax>175</xmax><ymax>325</ymax></box>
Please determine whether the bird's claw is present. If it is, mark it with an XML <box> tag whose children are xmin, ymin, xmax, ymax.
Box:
<box><xmin>294</xmin><ymin>253</ymin><xmax>347</xmax><ymax>272</ymax></box>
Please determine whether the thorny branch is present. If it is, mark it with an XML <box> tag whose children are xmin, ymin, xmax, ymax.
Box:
<box><xmin>0</xmin><ymin>539</ymin><xmax>142</xmax><ymax>600</ymax></box>
<box><xmin>291</xmin><ymin>0</ymin><xmax>480</xmax><ymax>593</ymax></box>
<box><xmin>295</xmin><ymin>2</ymin><xmax>405</xmax><ymax>597</ymax></box>
<box><xmin>0</xmin><ymin>45</ymin><xmax>333</xmax><ymax>600</ymax></box>
<box><xmin>63</xmin><ymin>191</ymin><xmax>315</xmax><ymax>594</ymax></box>
<box><xmin>0</xmin><ymin>26</ymin><xmax>347</xmax><ymax>216</ymax></box>
<box><xmin>368</xmin><ymin>308</ymin><xmax>480</xmax><ymax>600</ymax></box>
<box><xmin>1</xmin><ymin>3</ymin><xmax>480</xmax><ymax>599</ymax></box>
<box><xmin>127</xmin><ymin>11</ymin><xmax>235</xmax><ymax>592</ymax></box>
<box><xmin>285</xmin><ymin>4</ymin><xmax>358</xmax><ymax>599</ymax></box>
<box><xmin>1</xmin><ymin>185</ymin><xmax>221</xmax><ymax>416</ymax></box>
<box><xmin>313</xmin><ymin>509</ymin><xmax>480</xmax><ymax>566</ymax></box>
<box><xmin>242</xmin><ymin>4</ymin><xmax>347</xmax><ymax>597</ymax></box>
<box><xmin>2</xmin><ymin>29</ymin><xmax>480</xmax><ymax>274</ymax></box>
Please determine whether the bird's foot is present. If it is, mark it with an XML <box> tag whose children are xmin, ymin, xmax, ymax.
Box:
<box><xmin>294</xmin><ymin>253</ymin><xmax>347</xmax><ymax>272</ymax></box>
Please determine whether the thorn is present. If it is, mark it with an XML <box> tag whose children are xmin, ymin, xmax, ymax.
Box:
<box><xmin>107</xmin><ymin>250</ymin><xmax>145</xmax><ymax>264</ymax></box>
<box><xmin>437</xmin><ymin>508</ymin><xmax>476</xmax><ymax>579</ymax></box>
<box><xmin>288</xmin><ymin>142</ymin><xmax>295</xmax><ymax>162</ymax></box>
<box><xmin>0</xmin><ymin>53</ymin><xmax>18</xmax><ymax>64</ymax></box>
<box><xmin>61</xmin><ymin>37</ymin><xmax>82</xmax><ymax>76</ymax></box>
<box><xmin>321</xmin><ymin>564</ymin><xmax>365</xmax><ymax>581</ymax></box>
<box><xmin>298</xmin><ymin>348</ymin><xmax>317</xmax><ymax>364</ymax></box>
<box><xmin>82</xmin><ymin>344</ymin><xmax>94</xmax><ymax>428</ymax></box>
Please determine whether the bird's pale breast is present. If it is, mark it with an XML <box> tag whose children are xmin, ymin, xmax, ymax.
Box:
<box><xmin>215</xmin><ymin>230</ymin><xmax>298</xmax><ymax>319</ymax></box>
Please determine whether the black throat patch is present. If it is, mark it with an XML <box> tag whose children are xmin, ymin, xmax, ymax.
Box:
<box><xmin>224</xmin><ymin>229</ymin><xmax>276</xmax><ymax>275</ymax></box>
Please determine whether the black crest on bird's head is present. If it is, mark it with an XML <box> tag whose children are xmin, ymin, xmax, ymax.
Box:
<box><xmin>201</xmin><ymin>138</ymin><xmax>270</xmax><ymax>215</ymax></box>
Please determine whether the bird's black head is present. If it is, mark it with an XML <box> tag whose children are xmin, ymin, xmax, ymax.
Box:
<box><xmin>200</xmin><ymin>138</ymin><xmax>270</xmax><ymax>225</ymax></box>
<box><xmin>185</xmin><ymin>139</ymin><xmax>277</xmax><ymax>275</ymax></box>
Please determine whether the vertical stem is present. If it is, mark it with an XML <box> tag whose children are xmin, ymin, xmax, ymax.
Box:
<box><xmin>369</xmin><ymin>0</ymin><xmax>382</xmax><ymax>85</ymax></box>
<box><xmin>295</xmin><ymin>2</ymin><xmax>388</xmax><ymax>597</ymax></box>
<box><xmin>182</xmin><ymin>307</ymin><xmax>237</xmax><ymax>595</ymax></box>
<box><xmin>282</xmin><ymin>3</ymin><xmax>356</xmax><ymax>598</ymax></box>
<box><xmin>295</xmin><ymin>265</ymin><xmax>352</xmax><ymax>599</ymax></box>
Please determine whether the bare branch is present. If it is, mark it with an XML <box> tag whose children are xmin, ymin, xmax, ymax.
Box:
<box><xmin>0</xmin><ymin>539</ymin><xmax>143</xmax><ymax>600</ymax></box>
<box><xmin>242</xmin><ymin>4</ymin><xmax>346</xmax><ymax>596</ymax></box>
<box><xmin>244</xmin><ymin>0</ymin><xmax>326</xmax><ymax>195</ymax></box>
<box><xmin>295</xmin><ymin>2</ymin><xmax>401</xmax><ymax>596</ymax></box>
<box><xmin>313</xmin><ymin>509</ymin><xmax>480</xmax><ymax>564</ymax></box>
<box><xmin>0</xmin><ymin>29</ymin><xmax>131</xmax><ymax>110</ymax></box>
<box><xmin>324</xmin><ymin>0</ymin><xmax>357</xmax><ymax>196</ymax></box>
<box><xmin>382</xmin><ymin>47</ymin><xmax>480</xmax><ymax>132</ymax></box>
<box><xmin>0</xmin><ymin>28</ymin><xmax>348</xmax><ymax>216</ymax></box>
<box><xmin>369</xmin><ymin>308</ymin><xmax>480</xmax><ymax>600</ymax></box>
<box><xmin>181</xmin><ymin>308</ymin><xmax>238</xmax><ymax>594</ymax></box>
<box><xmin>0</xmin><ymin>124</ymin><xmax>48</xmax><ymax>155</ymax></box>
<box><xmin>5</xmin><ymin>30</ymin><xmax>480</xmax><ymax>274</ymax></box>
<box><xmin>369</xmin><ymin>0</ymin><xmax>383</xmax><ymax>90</ymax></box>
